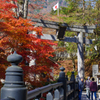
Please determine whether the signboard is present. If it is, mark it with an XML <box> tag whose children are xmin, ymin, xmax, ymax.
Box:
<box><xmin>92</xmin><ymin>64</ymin><xmax>98</xmax><ymax>77</ymax></box>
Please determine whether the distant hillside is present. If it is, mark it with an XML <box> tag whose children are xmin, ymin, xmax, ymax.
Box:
<box><xmin>29</xmin><ymin>0</ymin><xmax>67</xmax><ymax>14</ymax></box>
<box><xmin>41</xmin><ymin>0</ymin><xmax>67</xmax><ymax>14</ymax></box>
<box><xmin>46</xmin><ymin>0</ymin><xmax>67</xmax><ymax>7</ymax></box>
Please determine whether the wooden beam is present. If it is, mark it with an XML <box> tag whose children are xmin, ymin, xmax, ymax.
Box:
<box><xmin>38</xmin><ymin>34</ymin><xmax>78</xmax><ymax>42</ymax></box>
<box><xmin>83</xmin><ymin>37</ymin><xmax>92</xmax><ymax>44</ymax></box>
<box><xmin>32</xmin><ymin>18</ymin><xmax>96</xmax><ymax>33</ymax></box>
<box><xmin>38</xmin><ymin>34</ymin><xmax>92</xmax><ymax>44</ymax></box>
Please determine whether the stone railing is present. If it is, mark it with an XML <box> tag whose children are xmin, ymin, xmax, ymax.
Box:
<box><xmin>0</xmin><ymin>52</ymin><xmax>79</xmax><ymax>100</ymax></box>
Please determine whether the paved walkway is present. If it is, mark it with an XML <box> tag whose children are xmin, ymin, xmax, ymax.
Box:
<box><xmin>82</xmin><ymin>91</ymin><xmax>100</xmax><ymax>100</ymax></box>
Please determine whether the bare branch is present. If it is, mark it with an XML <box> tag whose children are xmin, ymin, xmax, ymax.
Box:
<box><xmin>0</xmin><ymin>34</ymin><xmax>8</xmax><ymax>40</ymax></box>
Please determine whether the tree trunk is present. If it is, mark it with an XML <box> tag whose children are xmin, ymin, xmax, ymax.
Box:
<box><xmin>70</xmin><ymin>53</ymin><xmax>75</xmax><ymax>71</ymax></box>
<box><xmin>82</xmin><ymin>0</ymin><xmax>85</xmax><ymax>20</ymax></box>
<box><xmin>18</xmin><ymin>0</ymin><xmax>24</xmax><ymax>18</ymax></box>
<box><xmin>11</xmin><ymin>0</ymin><xmax>29</xmax><ymax>18</ymax></box>
<box><xmin>10</xmin><ymin>0</ymin><xmax>18</xmax><ymax>17</ymax></box>
<box><xmin>97</xmin><ymin>1</ymin><xmax>100</xmax><ymax>22</ymax></box>
<box><xmin>24</xmin><ymin>0</ymin><xmax>29</xmax><ymax>19</ymax></box>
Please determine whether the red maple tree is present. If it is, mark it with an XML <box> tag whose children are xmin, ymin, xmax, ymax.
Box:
<box><xmin>0</xmin><ymin>0</ymin><xmax>58</xmax><ymax>89</ymax></box>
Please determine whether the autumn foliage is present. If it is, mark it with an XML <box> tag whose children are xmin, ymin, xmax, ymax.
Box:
<box><xmin>0</xmin><ymin>0</ymin><xmax>58</xmax><ymax>89</ymax></box>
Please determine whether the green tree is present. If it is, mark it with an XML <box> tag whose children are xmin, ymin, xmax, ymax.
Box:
<box><xmin>56</xmin><ymin>0</ymin><xmax>100</xmax><ymax>71</ymax></box>
<box><xmin>61</xmin><ymin>0</ymin><xmax>80</xmax><ymax>15</ymax></box>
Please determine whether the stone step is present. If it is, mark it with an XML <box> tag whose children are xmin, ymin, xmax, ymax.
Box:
<box><xmin>82</xmin><ymin>91</ymin><xmax>100</xmax><ymax>100</ymax></box>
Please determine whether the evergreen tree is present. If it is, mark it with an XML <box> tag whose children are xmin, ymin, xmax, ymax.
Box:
<box><xmin>56</xmin><ymin>0</ymin><xmax>100</xmax><ymax>70</ymax></box>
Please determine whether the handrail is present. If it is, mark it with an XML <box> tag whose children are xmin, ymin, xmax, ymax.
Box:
<box><xmin>27</xmin><ymin>82</ymin><xmax>63</xmax><ymax>100</ymax></box>
<box><xmin>66</xmin><ymin>89</ymin><xmax>74</xmax><ymax>96</ymax></box>
<box><xmin>0</xmin><ymin>97</ymin><xmax>15</xmax><ymax>100</ymax></box>
<box><xmin>67</xmin><ymin>81</ymin><xmax>74</xmax><ymax>84</ymax></box>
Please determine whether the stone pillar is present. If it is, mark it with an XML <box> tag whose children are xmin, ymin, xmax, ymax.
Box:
<box><xmin>77</xmin><ymin>32</ymin><xmax>84</xmax><ymax>79</ymax></box>
<box><xmin>70</xmin><ymin>72</ymin><xmax>75</xmax><ymax>99</ymax></box>
<box><xmin>1</xmin><ymin>51</ymin><xmax>27</xmax><ymax>100</ymax></box>
<box><xmin>58</xmin><ymin>67</ymin><xmax>67</xmax><ymax>100</ymax></box>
